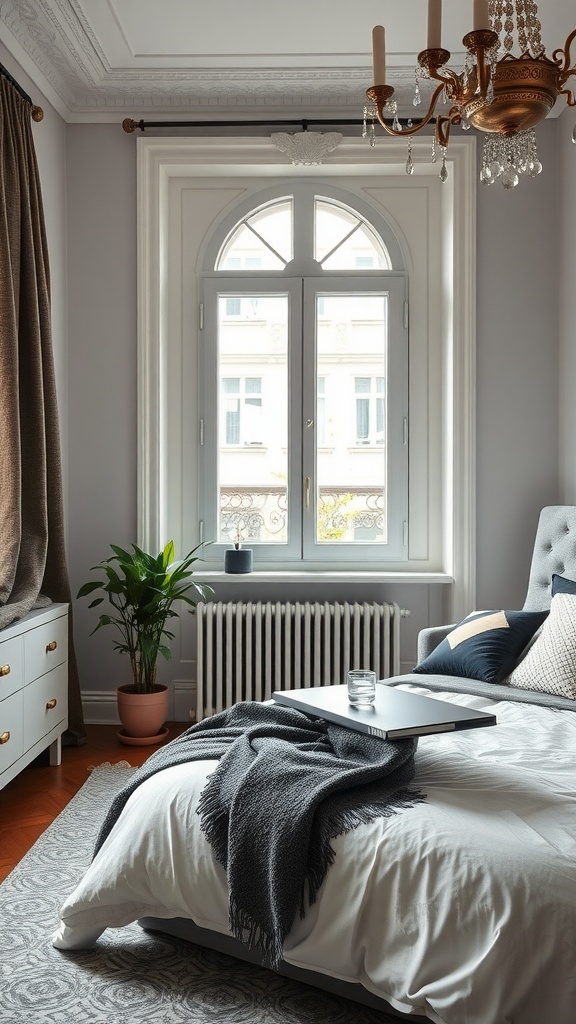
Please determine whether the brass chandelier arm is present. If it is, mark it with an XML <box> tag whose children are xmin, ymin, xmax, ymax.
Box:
<box><xmin>461</xmin><ymin>29</ymin><xmax>499</xmax><ymax>98</ymax></box>
<box><xmin>367</xmin><ymin>30</ymin><xmax>501</xmax><ymax>153</ymax></box>
<box><xmin>425</xmin><ymin>65</ymin><xmax>462</xmax><ymax>100</ymax></box>
<box><xmin>436</xmin><ymin>108</ymin><xmax>463</xmax><ymax>150</ymax></box>
<box><xmin>417</xmin><ymin>48</ymin><xmax>465</xmax><ymax>113</ymax></box>
<box><xmin>553</xmin><ymin>28</ymin><xmax>576</xmax><ymax>91</ymax></box>
<box><xmin>367</xmin><ymin>81</ymin><xmax>447</xmax><ymax>138</ymax></box>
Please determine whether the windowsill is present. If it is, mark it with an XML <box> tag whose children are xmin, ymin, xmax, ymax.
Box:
<box><xmin>197</xmin><ymin>570</ymin><xmax>453</xmax><ymax>584</ymax></box>
<box><xmin>223</xmin><ymin>446</ymin><xmax>267</xmax><ymax>452</ymax></box>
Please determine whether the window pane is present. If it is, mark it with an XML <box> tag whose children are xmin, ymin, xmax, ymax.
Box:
<box><xmin>316</xmin><ymin>294</ymin><xmax>388</xmax><ymax>544</ymax></box>
<box><xmin>225</xmin><ymin>402</ymin><xmax>240</xmax><ymax>445</ymax></box>
<box><xmin>322</xmin><ymin>222</ymin><xmax>390</xmax><ymax>270</ymax></box>
<box><xmin>356</xmin><ymin>399</ymin><xmax>369</xmax><ymax>441</ymax></box>
<box><xmin>317</xmin><ymin>376</ymin><xmax>326</xmax><ymax>447</ymax></box>
<box><xmin>217</xmin><ymin>295</ymin><xmax>289</xmax><ymax>545</ymax></box>
<box><xmin>247</xmin><ymin>200</ymin><xmax>292</xmax><ymax>262</ymax></box>
<box><xmin>218</xmin><ymin>223</ymin><xmax>286</xmax><ymax>270</ymax></box>
<box><xmin>217</xmin><ymin>199</ymin><xmax>292</xmax><ymax>269</ymax></box>
<box><xmin>315</xmin><ymin>199</ymin><xmax>391</xmax><ymax>270</ymax></box>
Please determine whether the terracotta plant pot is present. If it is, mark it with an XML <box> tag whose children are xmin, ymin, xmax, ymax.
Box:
<box><xmin>116</xmin><ymin>683</ymin><xmax>169</xmax><ymax>744</ymax></box>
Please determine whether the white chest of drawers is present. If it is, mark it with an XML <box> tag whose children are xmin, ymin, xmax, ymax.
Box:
<box><xmin>0</xmin><ymin>603</ymin><xmax>68</xmax><ymax>790</ymax></box>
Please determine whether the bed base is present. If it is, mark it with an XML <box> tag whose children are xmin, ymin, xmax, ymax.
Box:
<box><xmin>138</xmin><ymin>916</ymin><xmax>428</xmax><ymax>1022</ymax></box>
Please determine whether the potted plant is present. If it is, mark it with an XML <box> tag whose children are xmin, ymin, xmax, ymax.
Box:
<box><xmin>77</xmin><ymin>540</ymin><xmax>213</xmax><ymax>745</ymax></box>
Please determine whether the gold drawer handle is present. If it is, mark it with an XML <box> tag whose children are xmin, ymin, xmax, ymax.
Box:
<box><xmin>46</xmin><ymin>641</ymin><xmax>58</xmax><ymax>653</ymax></box>
<box><xmin>0</xmin><ymin>664</ymin><xmax>10</xmax><ymax>677</ymax></box>
<box><xmin>0</xmin><ymin>731</ymin><xmax>10</xmax><ymax>744</ymax></box>
<box><xmin>46</xmin><ymin>698</ymin><xmax>58</xmax><ymax>710</ymax></box>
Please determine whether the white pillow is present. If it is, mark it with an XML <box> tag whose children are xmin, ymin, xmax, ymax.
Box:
<box><xmin>506</xmin><ymin>593</ymin><xmax>576</xmax><ymax>698</ymax></box>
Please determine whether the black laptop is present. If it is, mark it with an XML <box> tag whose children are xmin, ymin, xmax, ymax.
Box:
<box><xmin>272</xmin><ymin>683</ymin><xmax>496</xmax><ymax>739</ymax></box>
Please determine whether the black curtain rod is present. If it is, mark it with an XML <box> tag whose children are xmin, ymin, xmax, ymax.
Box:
<box><xmin>0</xmin><ymin>61</ymin><xmax>44</xmax><ymax>121</ymax></box>
<box><xmin>122</xmin><ymin>115</ymin><xmax>430</xmax><ymax>133</ymax></box>
<box><xmin>0</xmin><ymin>60</ymin><xmax>32</xmax><ymax>104</ymax></box>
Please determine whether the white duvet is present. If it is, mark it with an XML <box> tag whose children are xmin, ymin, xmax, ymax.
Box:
<box><xmin>53</xmin><ymin>686</ymin><xmax>576</xmax><ymax>1024</ymax></box>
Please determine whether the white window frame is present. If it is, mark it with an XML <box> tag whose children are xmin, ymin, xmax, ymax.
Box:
<box><xmin>200</xmin><ymin>270</ymin><xmax>407</xmax><ymax>565</ymax></box>
<box><xmin>136</xmin><ymin>136</ymin><xmax>476</xmax><ymax>620</ymax></box>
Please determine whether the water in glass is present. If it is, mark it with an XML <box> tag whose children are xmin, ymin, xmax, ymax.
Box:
<box><xmin>347</xmin><ymin>669</ymin><xmax>377</xmax><ymax>706</ymax></box>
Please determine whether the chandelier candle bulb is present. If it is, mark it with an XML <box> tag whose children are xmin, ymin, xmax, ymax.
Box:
<box><xmin>427</xmin><ymin>0</ymin><xmax>442</xmax><ymax>50</ymax></box>
<box><xmin>473</xmin><ymin>0</ymin><xmax>490</xmax><ymax>31</ymax></box>
<box><xmin>372</xmin><ymin>25</ymin><xmax>386</xmax><ymax>85</ymax></box>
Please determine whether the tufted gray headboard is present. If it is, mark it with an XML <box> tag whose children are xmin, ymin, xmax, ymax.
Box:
<box><xmin>522</xmin><ymin>506</ymin><xmax>576</xmax><ymax>612</ymax></box>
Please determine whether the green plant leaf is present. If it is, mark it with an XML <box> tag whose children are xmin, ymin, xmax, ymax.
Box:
<box><xmin>77</xmin><ymin>581</ymin><xmax>104</xmax><ymax>598</ymax></box>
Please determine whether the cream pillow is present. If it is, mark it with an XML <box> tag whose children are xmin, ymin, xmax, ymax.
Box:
<box><xmin>506</xmin><ymin>593</ymin><xmax>576</xmax><ymax>699</ymax></box>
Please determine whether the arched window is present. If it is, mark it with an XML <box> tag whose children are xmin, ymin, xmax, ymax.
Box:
<box><xmin>199</xmin><ymin>185</ymin><xmax>408</xmax><ymax>566</ymax></box>
<box><xmin>215</xmin><ymin>195</ymin><xmax>392</xmax><ymax>271</ymax></box>
<box><xmin>139</xmin><ymin>137</ymin><xmax>478</xmax><ymax>618</ymax></box>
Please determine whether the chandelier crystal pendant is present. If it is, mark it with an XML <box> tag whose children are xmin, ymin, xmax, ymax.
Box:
<box><xmin>366</xmin><ymin>1</ymin><xmax>576</xmax><ymax>188</ymax></box>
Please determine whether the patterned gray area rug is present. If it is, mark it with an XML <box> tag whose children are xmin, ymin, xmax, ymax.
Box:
<box><xmin>0</xmin><ymin>762</ymin><xmax>405</xmax><ymax>1024</ymax></box>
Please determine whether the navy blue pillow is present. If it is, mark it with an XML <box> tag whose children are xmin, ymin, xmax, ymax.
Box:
<box><xmin>551</xmin><ymin>573</ymin><xmax>576</xmax><ymax>596</ymax></box>
<box><xmin>413</xmin><ymin>609</ymin><xmax>549</xmax><ymax>685</ymax></box>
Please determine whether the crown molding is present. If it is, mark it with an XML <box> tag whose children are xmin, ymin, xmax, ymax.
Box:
<box><xmin>0</xmin><ymin>0</ymin><xmax>426</xmax><ymax>122</ymax></box>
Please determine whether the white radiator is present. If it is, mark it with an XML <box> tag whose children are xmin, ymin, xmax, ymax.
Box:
<box><xmin>196</xmin><ymin>600</ymin><xmax>407</xmax><ymax>721</ymax></box>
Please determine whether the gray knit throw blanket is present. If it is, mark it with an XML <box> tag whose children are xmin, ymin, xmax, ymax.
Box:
<box><xmin>94</xmin><ymin>701</ymin><xmax>425</xmax><ymax>966</ymax></box>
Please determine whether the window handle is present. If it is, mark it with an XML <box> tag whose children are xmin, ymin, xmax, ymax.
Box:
<box><xmin>304</xmin><ymin>477</ymin><xmax>311</xmax><ymax>509</ymax></box>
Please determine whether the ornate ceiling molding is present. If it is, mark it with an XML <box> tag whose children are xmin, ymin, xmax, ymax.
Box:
<box><xmin>0</xmin><ymin>0</ymin><xmax>425</xmax><ymax>120</ymax></box>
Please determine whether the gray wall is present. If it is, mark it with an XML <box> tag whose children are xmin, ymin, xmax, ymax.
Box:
<box><xmin>66</xmin><ymin>128</ymin><xmax>137</xmax><ymax>570</ymax></box>
<box><xmin>558</xmin><ymin>107</ymin><xmax>576</xmax><ymax>502</ymax></box>
<box><xmin>66</xmin><ymin>127</ymin><xmax>139</xmax><ymax>696</ymax></box>
<box><xmin>475</xmin><ymin>120</ymin><xmax>559</xmax><ymax>609</ymax></box>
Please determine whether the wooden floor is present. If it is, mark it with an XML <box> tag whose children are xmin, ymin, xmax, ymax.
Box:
<box><xmin>0</xmin><ymin>723</ymin><xmax>187</xmax><ymax>884</ymax></box>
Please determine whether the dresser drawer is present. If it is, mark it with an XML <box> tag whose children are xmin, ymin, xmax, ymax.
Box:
<box><xmin>24</xmin><ymin>614</ymin><xmax>68</xmax><ymax>683</ymax></box>
<box><xmin>0</xmin><ymin>689</ymin><xmax>24</xmax><ymax>775</ymax></box>
<box><xmin>0</xmin><ymin>635</ymin><xmax>23</xmax><ymax>700</ymax></box>
<box><xmin>24</xmin><ymin>663</ymin><xmax>67</xmax><ymax>746</ymax></box>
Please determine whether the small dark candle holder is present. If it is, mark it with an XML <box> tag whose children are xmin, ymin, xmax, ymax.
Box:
<box><xmin>224</xmin><ymin>547</ymin><xmax>253</xmax><ymax>574</ymax></box>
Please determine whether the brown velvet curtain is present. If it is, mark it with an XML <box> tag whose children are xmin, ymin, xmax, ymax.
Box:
<box><xmin>0</xmin><ymin>75</ymin><xmax>85</xmax><ymax>743</ymax></box>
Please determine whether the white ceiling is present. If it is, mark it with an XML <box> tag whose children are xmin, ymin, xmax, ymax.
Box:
<box><xmin>0</xmin><ymin>0</ymin><xmax>574</xmax><ymax>123</ymax></box>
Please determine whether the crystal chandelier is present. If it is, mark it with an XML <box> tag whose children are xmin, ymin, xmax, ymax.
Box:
<box><xmin>365</xmin><ymin>0</ymin><xmax>576</xmax><ymax>188</ymax></box>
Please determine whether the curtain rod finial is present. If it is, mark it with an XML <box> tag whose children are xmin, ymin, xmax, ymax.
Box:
<box><xmin>31</xmin><ymin>105</ymin><xmax>43</xmax><ymax>122</ymax></box>
<box><xmin>122</xmin><ymin>118</ymin><xmax>138</xmax><ymax>133</ymax></box>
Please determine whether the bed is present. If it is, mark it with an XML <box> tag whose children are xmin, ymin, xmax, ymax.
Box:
<box><xmin>53</xmin><ymin>507</ymin><xmax>576</xmax><ymax>1024</ymax></box>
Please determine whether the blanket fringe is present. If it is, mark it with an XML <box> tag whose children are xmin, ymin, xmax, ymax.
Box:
<box><xmin>229</xmin><ymin>898</ymin><xmax>285</xmax><ymax>968</ymax></box>
<box><xmin>196</xmin><ymin>773</ymin><xmax>230</xmax><ymax>868</ymax></box>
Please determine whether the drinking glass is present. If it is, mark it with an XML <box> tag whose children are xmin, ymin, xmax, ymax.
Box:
<box><xmin>347</xmin><ymin>669</ymin><xmax>377</xmax><ymax>706</ymax></box>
